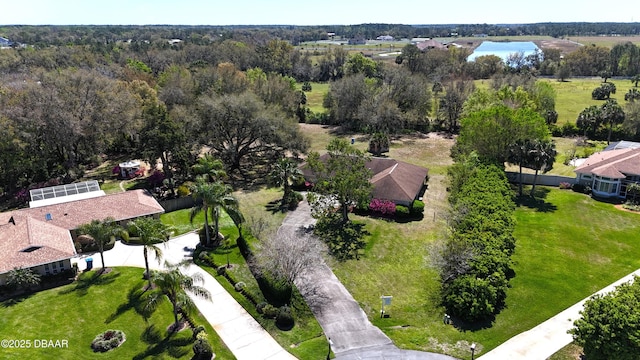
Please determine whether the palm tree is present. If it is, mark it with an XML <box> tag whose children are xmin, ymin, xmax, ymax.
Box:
<box><xmin>145</xmin><ymin>262</ymin><xmax>211</xmax><ymax>331</ymax></box>
<box><xmin>191</xmin><ymin>180</ymin><xmax>240</xmax><ymax>247</ymax></box>
<box><xmin>127</xmin><ymin>217</ymin><xmax>173</xmax><ymax>289</ymax></box>
<box><xmin>601</xmin><ymin>99</ymin><xmax>626</xmax><ymax>145</ymax></box>
<box><xmin>78</xmin><ymin>217</ymin><xmax>128</xmax><ymax>273</ymax></box>
<box><xmin>192</xmin><ymin>154</ymin><xmax>226</xmax><ymax>182</ymax></box>
<box><xmin>269</xmin><ymin>158</ymin><xmax>303</xmax><ymax>207</ymax></box>
<box><xmin>526</xmin><ymin>139</ymin><xmax>557</xmax><ymax>197</ymax></box>
<box><xmin>576</xmin><ymin>105</ymin><xmax>603</xmax><ymax>138</ymax></box>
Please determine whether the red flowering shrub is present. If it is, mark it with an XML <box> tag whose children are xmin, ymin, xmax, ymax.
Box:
<box><xmin>369</xmin><ymin>199</ymin><xmax>396</xmax><ymax>215</ymax></box>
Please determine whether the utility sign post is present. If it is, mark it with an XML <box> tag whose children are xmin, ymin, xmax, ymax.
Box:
<box><xmin>380</xmin><ymin>295</ymin><xmax>392</xmax><ymax>318</ymax></box>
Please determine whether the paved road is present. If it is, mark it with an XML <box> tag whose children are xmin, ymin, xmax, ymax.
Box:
<box><xmin>281</xmin><ymin>199</ymin><xmax>457</xmax><ymax>360</ymax></box>
<box><xmin>74</xmin><ymin>233</ymin><xmax>296</xmax><ymax>360</ymax></box>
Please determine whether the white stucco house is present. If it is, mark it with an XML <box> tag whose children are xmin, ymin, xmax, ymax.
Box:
<box><xmin>575</xmin><ymin>147</ymin><xmax>640</xmax><ymax>199</ymax></box>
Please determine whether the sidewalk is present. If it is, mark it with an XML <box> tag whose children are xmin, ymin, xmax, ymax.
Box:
<box><xmin>480</xmin><ymin>268</ymin><xmax>640</xmax><ymax>359</ymax></box>
<box><xmin>73</xmin><ymin>233</ymin><xmax>296</xmax><ymax>360</ymax></box>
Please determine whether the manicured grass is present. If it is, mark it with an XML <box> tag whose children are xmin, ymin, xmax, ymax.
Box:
<box><xmin>197</xmin><ymin>247</ymin><xmax>329</xmax><ymax>360</ymax></box>
<box><xmin>0</xmin><ymin>267</ymin><xmax>234</xmax><ymax>360</ymax></box>
<box><xmin>100</xmin><ymin>180</ymin><xmax>122</xmax><ymax>194</ymax></box>
<box><xmin>160</xmin><ymin>207</ymin><xmax>237</xmax><ymax>236</ymax></box>
<box><xmin>332</xmin><ymin>187</ymin><xmax>640</xmax><ymax>358</ymax></box>
<box><xmin>504</xmin><ymin>137</ymin><xmax>607</xmax><ymax>177</ymax></box>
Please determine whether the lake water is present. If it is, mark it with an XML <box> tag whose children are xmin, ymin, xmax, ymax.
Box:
<box><xmin>467</xmin><ymin>41</ymin><xmax>540</xmax><ymax>63</ymax></box>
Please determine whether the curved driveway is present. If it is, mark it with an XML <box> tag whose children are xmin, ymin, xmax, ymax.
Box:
<box><xmin>280</xmin><ymin>199</ymin><xmax>456</xmax><ymax>360</ymax></box>
<box><xmin>73</xmin><ymin>233</ymin><xmax>296</xmax><ymax>360</ymax></box>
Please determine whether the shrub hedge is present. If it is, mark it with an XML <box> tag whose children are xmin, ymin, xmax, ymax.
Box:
<box><xmin>441</xmin><ymin>161</ymin><xmax>515</xmax><ymax>323</ymax></box>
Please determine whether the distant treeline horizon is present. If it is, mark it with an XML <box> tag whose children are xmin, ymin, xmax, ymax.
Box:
<box><xmin>1</xmin><ymin>22</ymin><xmax>639</xmax><ymax>46</ymax></box>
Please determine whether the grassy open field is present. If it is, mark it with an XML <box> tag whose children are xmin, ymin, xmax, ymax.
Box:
<box><xmin>569</xmin><ymin>36</ymin><xmax>640</xmax><ymax>48</ymax></box>
<box><xmin>542</xmin><ymin>77</ymin><xmax>635</xmax><ymax>125</ymax></box>
<box><xmin>299</xmin><ymin>82</ymin><xmax>330</xmax><ymax>114</ymax></box>
<box><xmin>303</xmin><ymin>77</ymin><xmax>637</xmax><ymax>128</ymax></box>
<box><xmin>0</xmin><ymin>267</ymin><xmax>234</xmax><ymax>360</ymax></box>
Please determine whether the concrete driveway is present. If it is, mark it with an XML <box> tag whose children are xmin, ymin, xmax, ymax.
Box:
<box><xmin>281</xmin><ymin>199</ymin><xmax>456</xmax><ymax>360</ymax></box>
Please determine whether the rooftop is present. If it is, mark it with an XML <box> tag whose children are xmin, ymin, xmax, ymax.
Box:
<box><xmin>575</xmin><ymin>148</ymin><xmax>640</xmax><ymax>178</ymax></box>
<box><xmin>19</xmin><ymin>189</ymin><xmax>165</xmax><ymax>230</ymax></box>
<box><xmin>0</xmin><ymin>213</ymin><xmax>75</xmax><ymax>273</ymax></box>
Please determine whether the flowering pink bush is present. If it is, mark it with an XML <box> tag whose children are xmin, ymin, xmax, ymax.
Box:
<box><xmin>559</xmin><ymin>182</ymin><xmax>572</xmax><ymax>190</ymax></box>
<box><xmin>369</xmin><ymin>198</ymin><xmax>396</xmax><ymax>215</ymax></box>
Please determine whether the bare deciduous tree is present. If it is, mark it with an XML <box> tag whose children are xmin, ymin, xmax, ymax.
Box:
<box><xmin>253</xmin><ymin>227</ymin><xmax>326</xmax><ymax>288</ymax></box>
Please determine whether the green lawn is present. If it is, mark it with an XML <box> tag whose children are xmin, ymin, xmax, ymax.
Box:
<box><xmin>0</xmin><ymin>267</ymin><xmax>234</xmax><ymax>360</ymax></box>
<box><xmin>160</xmin><ymin>207</ymin><xmax>227</xmax><ymax>236</ymax></box>
<box><xmin>301</xmin><ymin>82</ymin><xmax>329</xmax><ymax>114</ymax></box>
<box><xmin>333</xmin><ymin>188</ymin><xmax>640</xmax><ymax>359</ymax></box>
<box><xmin>543</xmin><ymin>78</ymin><xmax>634</xmax><ymax>125</ymax></box>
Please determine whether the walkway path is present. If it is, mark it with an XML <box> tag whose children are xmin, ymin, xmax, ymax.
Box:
<box><xmin>280</xmin><ymin>200</ymin><xmax>456</xmax><ymax>360</ymax></box>
<box><xmin>479</xmin><ymin>268</ymin><xmax>640</xmax><ymax>359</ymax></box>
<box><xmin>74</xmin><ymin>233</ymin><xmax>296</xmax><ymax>360</ymax></box>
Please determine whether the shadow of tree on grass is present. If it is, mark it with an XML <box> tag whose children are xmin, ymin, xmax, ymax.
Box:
<box><xmin>314</xmin><ymin>214</ymin><xmax>369</xmax><ymax>260</ymax></box>
<box><xmin>515</xmin><ymin>195</ymin><xmax>558</xmax><ymax>213</ymax></box>
<box><xmin>133</xmin><ymin>324</ymin><xmax>192</xmax><ymax>360</ymax></box>
<box><xmin>1</xmin><ymin>293</ymin><xmax>34</xmax><ymax>307</ymax></box>
<box><xmin>105</xmin><ymin>282</ymin><xmax>154</xmax><ymax>324</ymax></box>
<box><xmin>58</xmin><ymin>269</ymin><xmax>121</xmax><ymax>296</ymax></box>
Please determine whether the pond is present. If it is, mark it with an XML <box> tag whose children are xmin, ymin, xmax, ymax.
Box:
<box><xmin>467</xmin><ymin>41</ymin><xmax>540</xmax><ymax>63</ymax></box>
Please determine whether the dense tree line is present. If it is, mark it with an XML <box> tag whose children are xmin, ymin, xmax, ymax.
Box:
<box><xmin>2</xmin><ymin>23</ymin><xmax>639</xmax><ymax>48</ymax></box>
<box><xmin>0</xmin><ymin>48</ymin><xmax>308</xmax><ymax>198</ymax></box>
<box><xmin>2</xmin><ymin>23</ymin><xmax>640</xmax><ymax>197</ymax></box>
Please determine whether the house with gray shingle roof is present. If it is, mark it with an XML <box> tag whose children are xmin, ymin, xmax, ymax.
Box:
<box><xmin>574</xmin><ymin>148</ymin><xmax>640</xmax><ymax>198</ymax></box>
<box><xmin>301</xmin><ymin>155</ymin><xmax>428</xmax><ymax>206</ymax></box>
<box><xmin>0</xmin><ymin>189</ymin><xmax>164</xmax><ymax>285</ymax></box>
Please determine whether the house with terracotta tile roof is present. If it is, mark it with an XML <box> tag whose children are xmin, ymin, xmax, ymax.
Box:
<box><xmin>0</xmin><ymin>189</ymin><xmax>164</xmax><ymax>285</ymax></box>
<box><xmin>302</xmin><ymin>155</ymin><xmax>428</xmax><ymax>206</ymax></box>
<box><xmin>574</xmin><ymin>148</ymin><xmax>640</xmax><ymax>198</ymax></box>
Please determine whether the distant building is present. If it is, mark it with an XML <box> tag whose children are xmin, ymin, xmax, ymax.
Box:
<box><xmin>416</xmin><ymin>39</ymin><xmax>446</xmax><ymax>51</ymax></box>
<box><xmin>376</xmin><ymin>35</ymin><xmax>394</xmax><ymax>41</ymax></box>
<box><xmin>348</xmin><ymin>36</ymin><xmax>366</xmax><ymax>45</ymax></box>
<box><xmin>0</xmin><ymin>37</ymin><xmax>13</xmax><ymax>47</ymax></box>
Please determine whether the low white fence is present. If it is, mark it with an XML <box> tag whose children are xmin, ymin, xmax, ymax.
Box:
<box><xmin>505</xmin><ymin>172</ymin><xmax>576</xmax><ymax>187</ymax></box>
